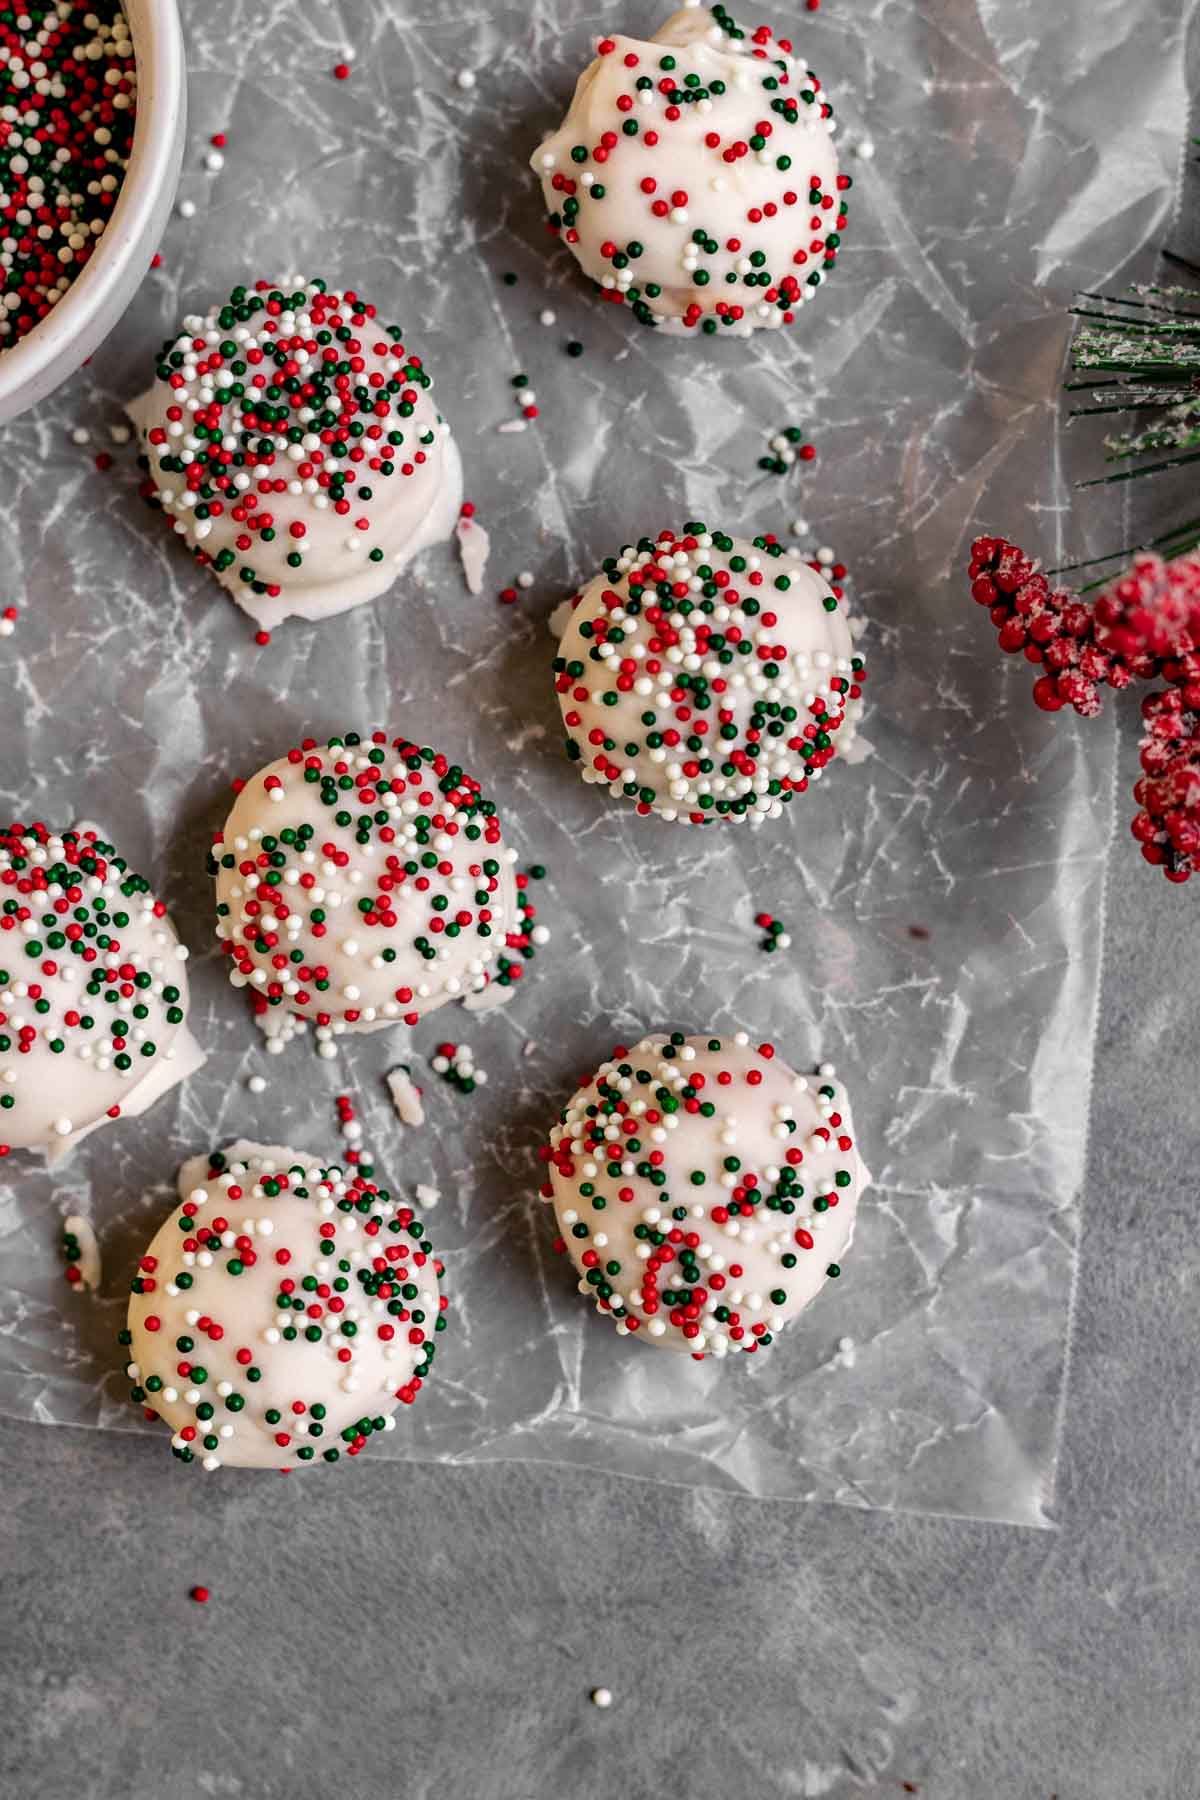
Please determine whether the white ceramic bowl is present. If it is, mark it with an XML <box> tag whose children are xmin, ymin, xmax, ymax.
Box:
<box><xmin>0</xmin><ymin>0</ymin><xmax>186</xmax><ymax>427</ymax></box>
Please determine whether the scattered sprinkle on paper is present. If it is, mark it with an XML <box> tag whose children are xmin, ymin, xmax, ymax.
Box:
<box><xmin>62</xmin><ymin>1215</ymin><xmax>101</xmax><ymax>1292</ymax></box>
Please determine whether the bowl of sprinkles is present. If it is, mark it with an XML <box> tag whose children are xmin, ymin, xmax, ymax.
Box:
<box><xmin>0</xmin><ymin>0</ymin><xmax>185</xmax><ymax>426</ymax></box>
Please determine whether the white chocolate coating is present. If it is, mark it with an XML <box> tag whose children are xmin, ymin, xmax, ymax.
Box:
<box><xmin>543</xmin><ymin>1032</ymin><xmax>866</xmax><ymax>1355</ymax></box>
<box><xmin>130</xmin><ymin>277</ymin><xmax>462</xmax><ymax>630</ymax></box>
<box><xmin>553</xmin><ymin>525</ymin><xmax>864</xmax><ymax>824</ymax></box>
<box><xmin>211</xmin><ymin>732</ymin><xmax>519</xmax><ymax>1037</ymax></box>
<box><xmin>532</xmin><ymin>6</ymin><xmax>843</xmax><ymax>337</ymax></box>
<box><xmin>0</xmin><ymin>823</ymin><xmax>203</xmax><ymax>1160</ymax></box>
<box><xmin>125</xmin><ymin>1140</ymin><xmax>443</xmax><ymax>1471</ymax></box>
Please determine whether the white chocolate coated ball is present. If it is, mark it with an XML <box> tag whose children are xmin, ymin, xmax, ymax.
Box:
<box><xmin>553</xmin><ymin>524</ymin><xmax>863</xmax><ymax>824</ymax></box>
<box><xmin>211</xmin><ymin>731</ymin><xmax>519</xmax><ymax>1036</ymax></box>
<box><xmin>129</xmin><ymin>277</ymin><xmax>462</xmax><ymax>630</ymax></box>
<box><xmin>543</xmin><ymin>1031</ymin><xmax>866</xmax><ymax>1356</ymax></box>
<box><xmin>125</xmin><ymin>1141</ymin><xmax>443</xmax><ymax>1470</ymax></box>
<box><xmin>0</xmin><ymin>823</ymin><xmax>203</xmax><ymax>1160</ymax></box>
<box><xmin>532</xmin><ymin>7</ymin><xmax>844</xmax><ymax>337</ymax></box>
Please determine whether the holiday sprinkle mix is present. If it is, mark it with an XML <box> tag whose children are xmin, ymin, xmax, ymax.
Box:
<box><xmin>1</xmin><ymin>1</ymin><xmax>137</xmax><ymax>351</ymax></box>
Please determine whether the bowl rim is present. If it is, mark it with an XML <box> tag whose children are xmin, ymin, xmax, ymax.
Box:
<box><xmin>0</xmin><ymin>0</ymin><xmax>185</xmax><ymax>401</ymax></box>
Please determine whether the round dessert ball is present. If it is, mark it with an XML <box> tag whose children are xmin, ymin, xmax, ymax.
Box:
<box><xmin>210</xmin><ymin>730</ymin><xmax>520</xmax><ymax>1048</ymax></box>
<box><xmin>129</xmin><ymin>277</ymin><xmax>462</xmax><ymax>631</ymax></box>
<box><xmin>541</xmin><ymin>1030</ymin><xmax>866</xmax><ymax>1355</ymax></box>
<box><xmin>553</xmin><ymin>523</ymin><xmax>866</xmax><ymax>824</ymax></box>
<box><xmin>123</xmin><ymin>1139</ymin><xmax>444</xmax><ymax>1470</ymax></box>
<box><xmin>531</xmin><ymin>5</ymin><xmax>848</xmax><ymax>337</ymax></box>
<box><xmin>0</xmin><ymin>823</ymin><xmax>204</xmax><ymax>1161</ymax></box>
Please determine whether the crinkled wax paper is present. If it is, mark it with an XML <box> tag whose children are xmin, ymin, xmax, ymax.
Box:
<box><xmin>0</xmin><ymin>0</ymin><xmax>1192</xmax><ymax>1525</ymax></box>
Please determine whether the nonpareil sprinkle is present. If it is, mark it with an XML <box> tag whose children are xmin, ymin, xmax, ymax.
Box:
<box><xmin>0</xmin><ymin>1</ymin><xmax>137</xmax><ymax>352</ymax></box>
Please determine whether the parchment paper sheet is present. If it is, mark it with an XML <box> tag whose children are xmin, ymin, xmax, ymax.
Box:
<box><xmin>1</xmin><ymin>0</ymin><xmax>1193</xmax><ymax>1524</ymax></box>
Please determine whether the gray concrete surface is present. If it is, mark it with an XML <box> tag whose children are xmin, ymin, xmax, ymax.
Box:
<box><xmin>2</xmin><ymin>728</ymin><xmax>1197</xmax><ymax>1800</ymax></box>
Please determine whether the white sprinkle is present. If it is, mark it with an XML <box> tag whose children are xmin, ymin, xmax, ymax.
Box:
<box><xmin>70</xmin><ymin>426</ymin><xmax>89</xmax><ymax>445</ymax></box>
<box><xmin>177</xmin><ymin>198</ymin><xmax>196</xmax><ymax>220</ymax></box>
<box><xmin>204</xmin><ymin>149</ymin><xmax>225</xmax><ymax>173</ymax></box>
<box><xmin>855</xmin><ymin>139</ymin><xmax>876</xmax><ymax>161</ymax></box>
<box><xmin>590</xmin><ymin>1688</ymin><xmax>613</xmax><ymax>1709</ymax></box>
<box><xmin>247</xmin><ymin>1074</ymin><xmax>267</xmax><ymax>1094</ymax></box>
<box><xmin>457</xmin><ymin>68</ymin><xmax>476</xmax><ymax>90</ymax></box>
<box><xmin>516</xmin><ymin>571</ymin><xmax>534</xmax><ymax>589</ymax></box>
<box><xmin>539</xmin><ymin>308</ymin><xmax>557</xmax><ymax>326</ymax></box>
<box><xmin>109</xmin><ymin>423</ymin><xmax>131</xmax><ymax>444</ymax></box>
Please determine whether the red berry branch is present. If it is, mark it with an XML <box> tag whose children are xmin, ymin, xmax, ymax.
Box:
<box><xmin>968</xmin><ymin>535</ymin><xmax>1200</xmax><ymax>882</ymax></box>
